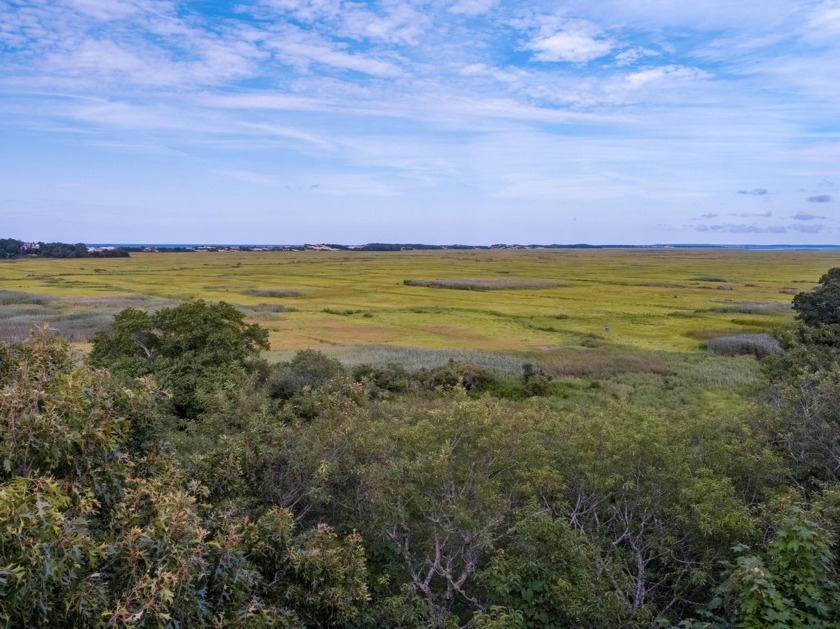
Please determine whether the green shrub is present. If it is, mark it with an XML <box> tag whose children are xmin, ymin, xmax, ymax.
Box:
<box><xmin>417</xmin><ymin>359</ymin><xmax>498</xmax><ymax>393</ymax></box>
<box><xmin>352</xmin><ymin>363</ymin><xmax>412</xmax><ymax>393</ymax></box>
<box><xmin>270</xmin><ymin>349</ymin><xmax>346</xmax><ymax>400</ymax></box>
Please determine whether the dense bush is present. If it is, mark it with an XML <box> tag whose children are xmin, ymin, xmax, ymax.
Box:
<box><xmin>792</xmin><ymin>267</ymin><xmax>840</xmax><ymax>326</ymax></box>
<box><xmin>416</xmin><ymin>359</ymin><xmax>499</xmax><ymax>393</ymax></box>
<box><xmin>269</xmin><ymin>349</ymin><xmax>346</xmax><ymax>400</ymax></box>
<box><xmin>0</xmin><ymin>329</ymin><xmax>368</xmax><ymax>627</ymax></box>
<box><xmin>89</xmin><ymin>299</ymin><xmax>269</xmax><ymax>417</ymax></box>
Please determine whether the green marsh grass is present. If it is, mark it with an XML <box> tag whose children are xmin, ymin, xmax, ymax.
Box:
<box><xmin>0</xmin><ymin>248</ymin><xmax>835</xmax><ymax>353</ymax></box>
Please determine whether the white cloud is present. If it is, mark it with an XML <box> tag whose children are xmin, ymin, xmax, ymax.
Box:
<box><xmin>738</xmin><ymin>210</ymin><xmax>772</xmax><ymax>217</ymax></box>
<box><xmin>793</xmin><ymin>211</ymin><xmax>825</xmax><ymax>220</ymax></box>
<box><xmin>694</xmin><ymin>223</ymin><xmax>786</xmax><ymax>234</ymax></box>
<box><xmin>528</xmin><ymin>25</ymin><xmax>613</xmax><ymax>63</ymax></box>
<box><xmin>614</xmin><ymin>47</ymin><xmax>659</xmax><ymax>66</ymax></box>
<box><xmin>623</xmin><ymin>65</ymin><xmax>711</xmax><ymax>88</ymax></box>
<box><xmin>264</xmin><ymin>28</ymin><xmax>403</xmax><ymax>76</ymax></box>
<box><xmin>789</xmin><ymin>223</ymin><xmax>826</xmax><ymax>233</ymax></box>
<box><xmin>449</xmin><ymin>0</ymin><xmax>497</xmax><ymax>17</ymax></box>
<box><xmin>65</xmin><ymin>0</ymin><xmax>142</xmax><ymax>21</ymax></box>
<box><xmin>808</xmin><ymin>2</ymin><xmax>840</xmax><ymax>37</ymax></box>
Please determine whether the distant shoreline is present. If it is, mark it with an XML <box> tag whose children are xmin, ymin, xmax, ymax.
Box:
<box><xmin>88</xmin><ymin>243</ymin><xmax>840</xmax><ymax>252</ymax></box>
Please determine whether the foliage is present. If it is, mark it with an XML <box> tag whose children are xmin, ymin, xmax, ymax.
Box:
<box><xmin>416</xmin><ymin>359</ymin><xmax>499</xmax><ymax>393</ymax></box>
<box><xmin>269</xmin><ymin>349</ymin><xmax>346</xmax><ymax>401</ymax></box>
<box><xmin>9</xmin><ymin>263</ymin><xmax>840</xmax><ymax>627</ymax></box>
<box><xmin>0</xmin><ymin>237</ymin><xmax>128</xmax><ymax>258</ymax></box>
<box><xmin>352</xmin><ymin>362</ymin><xmax>412</xmax><ymax>393</ymax></box>
<box><xmin>686</xmin><ymin>507</ymin><xmax>840</xmax><ymax>629</ymax></box>
<box><xmin>792</xmin><ymin>267</ymin><xmax>840</xmax><ymax>326</ymax></box>
<box><xmin>759</xmin><ymin>322</ymin><xmax>840</xmax><ymax>483</ymax></box>
<box><xmin>479</xmin><ymin>513</ymin><xmax>629</xmax><ymax>627</ymax></box>
<box><xmin>89</xmin><ymin>299</ymin><xmax>269</xmax><ymax>417</ymax></box>
<box><xmin>0</xmin><ymin>329</ymin><xmax>369</xmax><ymax>627</ymax></box>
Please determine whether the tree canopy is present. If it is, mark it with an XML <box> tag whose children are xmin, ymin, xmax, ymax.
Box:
<box><xmin>792</xmin><ymin>267</ymin><xmax>840</xmax><ymax>327</ymax></box>
<box><xmin>89</xmin><ymin>299</ymin><xmax>269</xmax><ymax>417</ymax></box>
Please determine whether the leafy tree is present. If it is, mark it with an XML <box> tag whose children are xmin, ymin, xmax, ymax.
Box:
<box><xmin>686</xmin><ymin>507</ymin><xmax>840</xmax><ymax>629</ymax></box>
<box><xmin>0</xmin><ymin>328</ymin><xmax>369</xmax><ymax>627</ymax></box>
<box><xmin>90</xmin><ymin>300</ymin><xmax>270</xmax><ymax>417</ymax></box>
<box><xmin>547</xmin><ymin>402</ymin><xmax>765</xmax><ymax>622</ymax></box>
<box><xmin>792</xmin><ymin>268</ymin><xmax>840</xmax><ymax>326</ymax></box>
<box><xmin>479</xmin><ymin>513</ymin><xmax>629</xmax><ymax>627</ymax></box>
<box><xmin>325</xmin><ymin>392</ymin><xmax>564</xmax><ymax>626</ymax></box>
<box><xmin>761</xmin><ymin>294</ymin><xmax>840</xmax><ymax>483</ymax></box>
<box><xmin>0</xmin><ymin>238</ymin><xmax>22</xmax><ymax>258</ymax></box>
<box><xmin>269</xmin><ymin>349</ymin><xmax>345</xmax><ymax>401</ymax></box>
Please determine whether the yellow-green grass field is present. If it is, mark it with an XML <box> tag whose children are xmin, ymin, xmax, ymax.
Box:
<box><xmin>0</xmin><ymin>248</ymin><xmax>837</xmax><ymax>359</ymax></box>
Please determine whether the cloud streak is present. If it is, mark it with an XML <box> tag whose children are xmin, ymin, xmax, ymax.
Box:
<box><xmin>0</xmin><ymin>0</ymin><xmax>838</xmax><ymax>243</ymax></box>
<box><xmin>793</xmin><ymin>211</ymin><xmax>825</xmax><ymax>220</ymax></box>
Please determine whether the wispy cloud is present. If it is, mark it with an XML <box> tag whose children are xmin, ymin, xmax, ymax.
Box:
<box><xmin>793</xmin><ymin>211</ymin><xmax>825</xmax><ymax>220</ymax></box>
<box><xmin>449</xmin><ymin>0</ymin><xmax>497</xmax><ymax>17</ymax></box>
<box><xmin>789</xmin><ymin>223</ymin><xmax>826</xmax><ymax>233</ymax></box>
<box><xmin>695</xmin><ymin>223</ymin><xmax>786</xmax><ymax>234</ymax></box>
<box><xmin>526</xmin><ymin>20</ymin><xmax>614</xmax><ymax>63</ymax></box>
<box><xmin>1</xmin><ymin>0</ymin><xmax>839</xmax><ymax>243</ymax></box>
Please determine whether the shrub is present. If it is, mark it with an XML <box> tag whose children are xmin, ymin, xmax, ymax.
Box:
<box><xmin>90</xmin><ymin>300</ymin><xmax>270</xmax><ymax>418</ymax></box>
<box><xmin>270</xmin><ymin>349</ymin><xmax>346</xmax><ymax>400</ymax></box>
<box><xmin>522</xmin><ymin>363</ymin><xmax>551</xmax><ymax>397</ymax></box>
<box><xmin>792</xmin><ymin>267</ymin><xmax>840</xmax><ymax>326</ymax></box>
<box><xmin>352</xmin><ymin>363</ymin><xmax>412</xmax><ymax>393</ymax></box>
<box><xmin>417</xmin><ymin>359</ymin><xmax>498</xmax><ymax>393</ymax></box>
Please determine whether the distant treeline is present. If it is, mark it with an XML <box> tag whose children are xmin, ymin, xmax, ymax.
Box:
<box><xmin>0</xmin><ymin>238</ymin><xmax>130</xmax><ymax>259</ymax></box>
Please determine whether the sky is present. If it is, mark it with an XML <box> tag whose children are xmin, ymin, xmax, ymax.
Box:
<box><xmin>1</xmin><ymin>0</ymin><xmax>839</xmax><ymax>245</ymax></box>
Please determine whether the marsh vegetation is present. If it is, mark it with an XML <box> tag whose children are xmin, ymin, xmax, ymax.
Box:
<box><xmin>2</xmin><ymin>250</ymin><xmax>840</xmax><ymax>627</ymax></box>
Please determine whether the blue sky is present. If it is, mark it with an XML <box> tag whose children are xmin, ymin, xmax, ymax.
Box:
<box><xmin>1</xmin><ymin>0</ymin><xmax>838</xmax><ymax>244</ymax></box>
